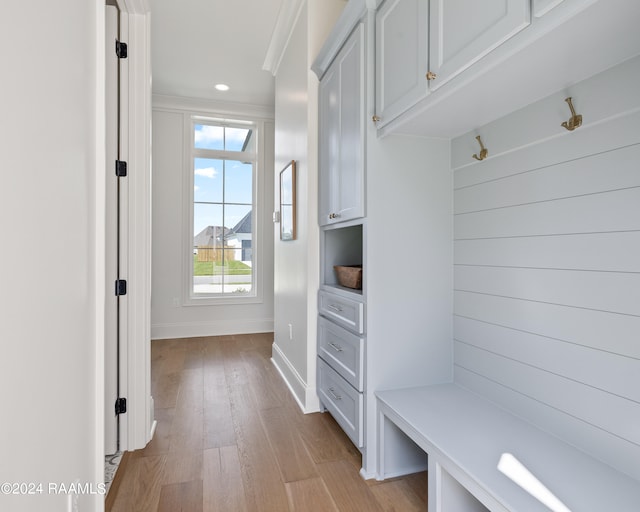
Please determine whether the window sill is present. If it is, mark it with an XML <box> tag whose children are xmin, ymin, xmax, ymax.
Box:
<box><xmin>184</xmin><ymin>294</ymin><xmax>262</xmax><ymax>307</ymax></box>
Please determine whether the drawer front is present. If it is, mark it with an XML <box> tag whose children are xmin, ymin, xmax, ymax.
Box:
<box><xmin>318</xmin><ymin>358</ymin><xmax>363</xmax><ymax>448</ymax></box>
<box><xmin>319</xmin><ymin>290</ymin><xmax>364</xmax><ymax>334</ymax></box>
<box><xmin>318</xmin><ymin>316</ymin><xmax>364</xmax><ymax>391</ymax></box>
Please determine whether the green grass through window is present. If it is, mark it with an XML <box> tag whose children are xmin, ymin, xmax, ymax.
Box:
<box><xmin>193</xmin><ymin>256</ymin><xmax>251</xmax><ymax>276</ymax></box>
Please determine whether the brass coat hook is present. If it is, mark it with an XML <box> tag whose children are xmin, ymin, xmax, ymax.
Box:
<box><xmin>472</xmin><ymin>135</ymin><xmax>488</xmax><ymax>161</ymax></box>
<box><xmin>561</xmin><ymin>97</ymin><xmax>582</xmax><ymax>131</ymax></box>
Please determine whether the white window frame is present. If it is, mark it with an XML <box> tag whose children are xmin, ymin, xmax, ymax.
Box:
<box><xmin>183</xmin><ymin>114</ymin><xmax>264</xmax><ymax>306</ymax></box>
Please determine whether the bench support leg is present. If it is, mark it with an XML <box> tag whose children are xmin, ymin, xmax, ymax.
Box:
<box><xmin>431</xmin><ymin>459</ymin><xmax>490</xmax><ymax>512</ymax></box>
<box><xmin>377</xmin><ymin>409</ymin><xmax>428</xmax><ymax>480</ymax></box>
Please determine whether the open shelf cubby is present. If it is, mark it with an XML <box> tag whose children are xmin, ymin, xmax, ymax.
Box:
<box><xmin>321</xmin><ymin>223</ymin><xmax>364</xmax><ymax>295</ymax></box>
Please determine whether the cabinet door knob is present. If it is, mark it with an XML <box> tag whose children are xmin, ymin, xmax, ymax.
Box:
<box><xmin>372</xmin><ymin>115</ymin><xmax>381</xmax><ymax>123</ymax></box>
<box><xmin>426</xmin><ymin>71</ymin><xmax>437</xmax><ymax>81</ymax></box>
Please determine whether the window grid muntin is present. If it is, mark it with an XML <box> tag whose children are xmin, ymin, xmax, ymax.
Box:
<box><xmin>191</xmin><ymin>119</ymin><xmax>257</xmax><ymax>297</ymax></box>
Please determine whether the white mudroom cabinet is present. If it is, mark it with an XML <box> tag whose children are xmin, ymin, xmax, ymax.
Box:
<box><xmin>313</xmin><ymin>3</ymin><xmax>453</xmax><ymax>478</ymax></box>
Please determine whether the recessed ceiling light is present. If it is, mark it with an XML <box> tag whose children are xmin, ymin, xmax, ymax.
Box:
<box><xmin>214</xmin><ymin>83</ymin><xmax>230</xmax><ymax>91</ymax></box>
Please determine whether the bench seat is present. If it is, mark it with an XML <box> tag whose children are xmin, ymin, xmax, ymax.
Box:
<box><xmin>376</xmin><ymin>384</ymin><xmax>640</xmax><ymax>512</ymax></box>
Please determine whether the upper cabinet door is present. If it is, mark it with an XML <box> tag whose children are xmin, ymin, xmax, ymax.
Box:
<box><xmin>337</xmin><ymin>24</ymin><xmax>365</xmax><ymax>225</ymax></box>
<box><xmin>319</xmin><ymin>64</ymin><xmax>340</xmax><ymax>227</ymax></box>
<box><xmin>374</xmin><ymin>0</ymin><xmax>429</xmax><ymax>127</ymax></box>
<box><xmin>428</xmin><ymin>0</ymin><xmax>530</xmax><ymax>90</ymax></box>
<box><xmin>318</xmin><ymin>23</ymin><xmax>365</xmax><ymax>227</ymax></box>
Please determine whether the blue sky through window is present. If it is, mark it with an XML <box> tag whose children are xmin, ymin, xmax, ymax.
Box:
<box><xmin>193</xmin><ymin>124</ymin><xmax>254</xmax><ymax>237</ymax></box>
<box><xmin>194</xmin><ymin>124</ymin><xmax>251</xmax><ymax>151</ymax></box>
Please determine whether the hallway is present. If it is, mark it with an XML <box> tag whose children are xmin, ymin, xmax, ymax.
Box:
<box><xmin>107</xmin><ymin>333</ymin><xmax>427</xmax><ymax>511</ymax></box>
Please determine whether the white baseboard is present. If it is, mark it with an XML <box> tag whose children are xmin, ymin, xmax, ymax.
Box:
<box><xmin>148</xmin><ymin>420</ymin><xmax>157</xmax><ymax>443</ymax></box>
<box><xmin>271</xmin><ymin>342</ymin><xmax>320</xmax><ymax>414</ymax></box>
<box><xmin>360</xmin><ymin>467</ymin><xmax>376</xmax><ymax>480</ymax></box>
<box><xmin>148</xmin><ymin>396</ymin><xmax>156</xmax><ymax>444</ymax></box>
<box><xmin>151</xmin><ymin>318</ymin><xmax>274</xmax><ymax>340</ymax></box>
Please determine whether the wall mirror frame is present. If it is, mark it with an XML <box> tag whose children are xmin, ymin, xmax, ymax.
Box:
<box><xmin>280</xmin><ymin>160</ymin><xmax>296</xmax><ymax>241</ymax></box>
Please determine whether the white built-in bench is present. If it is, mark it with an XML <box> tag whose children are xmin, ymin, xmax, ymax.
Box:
<box><xmin>376</xmin><ymin>384</ymin><xmax>640</xmax><ymax>512</ymax></box>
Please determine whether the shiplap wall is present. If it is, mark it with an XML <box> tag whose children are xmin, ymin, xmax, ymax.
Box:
<box><xmin>451</xmin><ymin>55</ymin><xmax>640</xmax><ymax>481</ymax></box>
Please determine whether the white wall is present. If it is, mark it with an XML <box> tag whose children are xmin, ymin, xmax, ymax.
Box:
<box><xmin>0</xmin><ymin>1</ymin><xmax>104</xmax><ymax>510</ymax></box>
<box><xmin>451</xmin><ymin>56</ymin><xmax>640</xmax><ymax>481</ymax></box>
<box><xmin>151</xmin><ymin>98</ymin><xmax>275</xmax><ymax>339</ymax></box>
<box><xmin>272</xmin><ymin>0</ymin><xmax>346</xmax><ymax>411</ymax></box>
<box><xmin>273</xmin><ymin>2</ymin><xmax>313</xmax><ymax>406</ymax></box>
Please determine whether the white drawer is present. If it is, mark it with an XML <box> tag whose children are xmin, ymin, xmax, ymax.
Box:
<box><xmin>318</xmin><ymin>357</ymin><xmax>363</xmax><ymax>448</ymax></box>
<box><xmin>318</xmin><ymin>290</ymin><xmax>364</xmax><ymax>334</ymax></box>
<box><xmin>318</xmin><ymin>316</ymin><xmax>364</xmax><ymax>392</ymax></box>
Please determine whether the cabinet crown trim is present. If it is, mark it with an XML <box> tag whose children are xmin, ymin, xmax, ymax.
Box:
<box><xmin>311</xmin><ymin>0</ymin><xmax>369</xmax><ymax>79</ymax></box>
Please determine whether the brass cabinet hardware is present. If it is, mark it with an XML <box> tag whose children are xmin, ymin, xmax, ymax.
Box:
<box><xmin>561</xmin><ymin>97</ymin><xmax>582</xmax><ymax>131</ymax></box>
<box><xmin>372</xmin><ymin>115</ymin><xmax>381</xmax><ymax>123</ymax></box>
<box><xmin>426</xmin><ymin>71</ymin><xmax>437</xmax><ymax>81</ymax></box>
<box><xmin>472</xmin><ymin>135</ymin><xmax>488</xmax><ymax>161</ymax></box>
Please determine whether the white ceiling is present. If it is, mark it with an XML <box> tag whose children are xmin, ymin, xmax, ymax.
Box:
<box><xmin>149</xmin><ymin>0</ymin><xmax>286</xmax><ymax>106</ymax></box>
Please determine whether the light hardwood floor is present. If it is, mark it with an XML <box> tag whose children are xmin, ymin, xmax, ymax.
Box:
<box><xmin>107</xmin><ymin>333</ymin><xmax>427</xmax><ymax>511</ymax></box>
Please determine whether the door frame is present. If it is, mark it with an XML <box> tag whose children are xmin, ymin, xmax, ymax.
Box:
<box><xmin>109</xmin><ymin>0</ymin><xmax>153</xmax><ymax>453</ymax></box>
<box><xmin>105</xmin><ymin>2</ymin><xmax>120</xmax><ymax>455</ymax></box>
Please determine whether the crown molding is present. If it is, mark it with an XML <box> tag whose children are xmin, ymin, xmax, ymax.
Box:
<box><xmin>262</xmin><ymin>0</ymin><xmax>306</xmax><ymax>76</ymax></box>
<box><xmin>152</xmin><ymin>94</ymin><xmax>275</xmax><ymax>120</ymax></box>
<box><xmin>310</xmin><ymin>0</ymin><xmax>368</xmax><ymax>79</ymax></box>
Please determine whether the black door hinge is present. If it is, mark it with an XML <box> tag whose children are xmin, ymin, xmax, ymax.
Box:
<box><xmin>115</xmin><ymin>398</ymin><xmax>127</xmax><ymax>415</ymax></box>
<box><xmin>116</xmin><ymin>40</ymin><xmax>128</xmax><ymax>59</ymax></box>
<box><xmin>115</xmin><ymin>279</ymin><xmax>127</xmax><ymax>296</ymax></box>
<box><xmin>116</xmin><ymin>160</ymin><xmax>127</xmax><ymax>177</ymax></box>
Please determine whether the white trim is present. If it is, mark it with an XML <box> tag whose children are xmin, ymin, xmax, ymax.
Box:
<box><xmin>151</xmin><ymin>318</ymin><xmax>274</xmax><ymax>340</ymax></box>
<box><xmin>262</xmin><ymin>0</ymin><xmax>306</xmax><ymax>76</ymax></box>
<box><xmin>271</xmin><ymin>342</ymin><xmax>321</xmax><ymax>413</ymax></box>
<box><xmin>116</xmin><ymin>2</ymin><xmax>131</xmax><ymax>453</ymax></box>
<box><xmin>182</xmin><ymin>115</ymin><xmax>266</xmax><ymax>306</ymax></box>
<box><xmin>149</xmin><ymin>419</ymin><xmax>157</xmax><ymax>440</ymax></box>
<box><xmin>360</xmin><ymin>468</ymin><xmax>377</xmax><ymax>480</ymax></box>
<box><xmin>153</xmin><ymin>94</ymin><xmax>275</xmax><ymax>121</ymax></box>
<box><xmin>310</xmin><ymin>0</ymin><xmax>368</xmax><ymax>78</ymax></box>
<box><xmin>93</xmin><ymin>0</ymin><xmax>107</xmax><ymax>501</ymax></box>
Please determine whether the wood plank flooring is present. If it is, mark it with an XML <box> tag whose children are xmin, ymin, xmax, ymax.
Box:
<box><xmin>107</xmin><ymin>333</ymin><xmax>428</xmax><ymax>511</ymax></box>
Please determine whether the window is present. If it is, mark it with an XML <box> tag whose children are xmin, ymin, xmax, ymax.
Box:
<box><xmin>189</xmin><ymin>118</ymin><xmax>257</xmax><ymax>299</ymax></box>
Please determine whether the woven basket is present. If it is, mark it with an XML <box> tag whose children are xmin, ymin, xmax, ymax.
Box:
<box><xmin>334</xmin><ymin>265</ymin><xmax>363</xmax><ymax>289</ymax></box>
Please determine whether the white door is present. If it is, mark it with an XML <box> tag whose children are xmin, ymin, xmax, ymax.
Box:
<box><xmin>105</xmin><ymin>3</ymin><xmax>122</xmax><ymax>455</ymax></box>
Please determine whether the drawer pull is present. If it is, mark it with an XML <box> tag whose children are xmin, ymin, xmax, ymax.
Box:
<box><xmin>329</xmin><ymin>342</ymin><xmax>343</xmax><ymax>352</ymax></box>
<box><xmin>327</xmin><ymin>304</ymin><xmax>343</xmax><ymax>312</ymax></box>
<box><xmin>328</xmin><ymin>387</ymin><xmax>342</xmax><ymax>401</ymax></box>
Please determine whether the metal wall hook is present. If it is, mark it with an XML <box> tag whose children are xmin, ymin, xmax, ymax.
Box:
<box><xmin>472</xmin><ymin>135</ymin><xmax>488</xmax><ymax>161</ymax></box>
<box><xmin>561</xmin><ymin>97</ymin><xmax>582</xmax><ymax>131</ymax></box>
